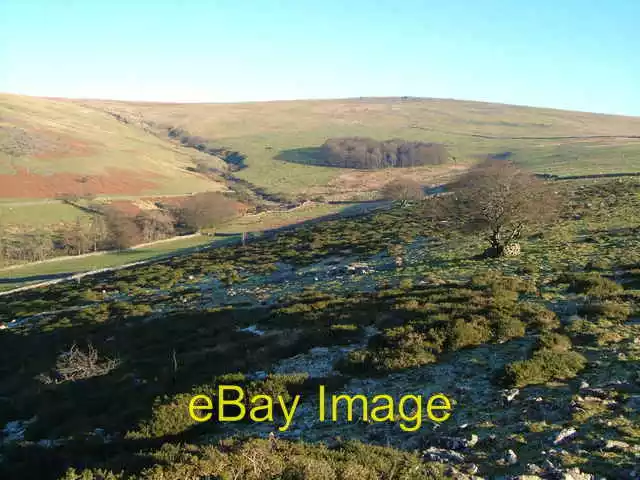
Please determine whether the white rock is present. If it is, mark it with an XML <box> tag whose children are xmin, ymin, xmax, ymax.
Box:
<box><xmin>553</xmin><ymin>427</ymin><xmax>577</xmax><ymax>445</ymax></box>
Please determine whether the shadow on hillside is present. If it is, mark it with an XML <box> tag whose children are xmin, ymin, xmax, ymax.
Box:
<box><xmin>0</xmin><ymin>296</ymin><xmax>382</xmax><ymax>478</ymax></box>
<box><xmin>0</xmin><ymin>272</ymin><xmax>76</xmax><ymax>284</ymax></box>
<box><xmin>536</xmin><ymin>172</ymin><xmax>640</xmax><ymax>180</ymax></box>
<box><xmin>274</xmin><ymin>147</ymin><xmax>332</xmax><ymax>167</ymax></box>
<box><xmin>218</xmin><ymin>201</ymin><xmax>390</xmax><ymax>239</ymax></box>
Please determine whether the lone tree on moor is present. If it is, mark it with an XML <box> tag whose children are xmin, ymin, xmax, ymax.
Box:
<box><xmin>441</xmin><ymin>160</ymin><xmax>559</xmax><ymax>257</ymax></box>
<box><xmin>381</xmin><ymin>178</ymin><xmax>424</xmax><ymax>206</ymax></box>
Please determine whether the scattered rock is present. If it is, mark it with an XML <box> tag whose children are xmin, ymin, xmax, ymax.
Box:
<box><xmin>436</xmin><ymin>434</ymin><xmax>479</xmax><ymax>450</ymax></box>
<box><xmin>502</xmin><ymin>388</ymin><xmax>520</xmax><ymax>404</ymax></box>
<box><xmin>238</xmin><ymin>325</ymin><xmax>266</xmax><ymax>336</ymax></box>
<box><xmin>603</xmin><ymin>439</ymin><xmax>630</xmax><ymax>451</ymax></box>
<box><xmin>556</xmin><ymin>467</ymin><xmax>595</xmax><ymax>480</ymax></box>
<box><xmin>423</xmin><ymin>446</ymin><xmax>466</xmax><ymax>464</ymax></box>
<box><xmin>553</xmin><ymin>427</ymin><xmax>577</xmax><ymax>445</ymax></box>
<box><xmin>1</xmin><ymin>417</ymin><xmax>37</xmax><ymax>444</ymax></box>
<box><xmin>505</xmin><ymin>449</ymin><xmax>518</xmax><ymax>465</ymax></box>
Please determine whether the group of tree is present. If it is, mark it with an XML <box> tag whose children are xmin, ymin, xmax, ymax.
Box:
<box><xmin>319</xmin><ymin>137</ymin><xmax>450</xmax><ymax>169</ymax></box>
<box><xmin>0</xmin><ymin>192</ymin><xmax>240</xmax><ymax>265</ymax></box>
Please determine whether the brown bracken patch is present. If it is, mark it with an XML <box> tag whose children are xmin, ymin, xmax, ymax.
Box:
<box><xmin>0</xmin><ymin>167</ymin><xmax>161</xmax><ymax>198</ymax></box>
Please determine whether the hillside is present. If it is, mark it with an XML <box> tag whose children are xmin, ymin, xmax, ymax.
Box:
<box><xmin>82</xmin><ymin>96</ymin><xmax>640</xmax><ymax>198</ymax></box>
<box><xmin>0</xmin><ymin>94</ymin><xmax>226</xmax><ymax>201</ymax></box>
<box><xmin>2</xmin><ymin>93</ymin><xmax>640</xmax><ymax>230</ymax></box>
<box><xmin>0</xmin><ymin>175</ymin><xmax>638</xmax><ymax>479</ymax></box>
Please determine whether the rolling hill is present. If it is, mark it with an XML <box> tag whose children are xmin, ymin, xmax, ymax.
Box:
<box><xmin>81</xmin><ymin>96</ymin><xmax>640</xmax><ymax>196</ymax></box>
<box><xmin>1</xmin><ymin>93</ymin><xmax>640</xmax><ymax>229</ymax></box>
<box><xmin>0</xmin><ymin>93</ymin><xmax>226</xmax><ymax>202</ymax></box>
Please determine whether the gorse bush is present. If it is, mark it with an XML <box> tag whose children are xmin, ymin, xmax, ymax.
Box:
<box><xmin>518</xmin><ymin>303</ymin><xmax>561</xmax><ymax>331</ymax></box>
<box><xmin>62</xmin><ymin>439</ymin><xmax>448</xmax><ymax>480</ymax></box>
<box><xmin>447</xmin><ymin>317</ymin><xmax>492</xmax><ymax>350</ymax></box>
<box><xmin>579</xmin><ymin>300</ymin><xmax>631</xmax><ymax>322</ymax></box>
<box><xmin>492</xmin><ymin>316</ymin><xmax>526</xmax><ymax>342</ymax></box>
<box><xmin>504</xmin><ymin>349</ymin><xmax>586</xmax><ymax>388</ymax></box>
<box><xmin>127</xmin><ymin>373</ymin><xmax>309</xmax><ymax>440</ymax></box>
<box><xmin>537</xmin><ymin>332</ymin><xmax>573</xmax><ymax>352</ymax></box>
<box><xmin>564</xmin><ymin>272</ymin><xmax>624</xmax><ymax>298</ymax></box>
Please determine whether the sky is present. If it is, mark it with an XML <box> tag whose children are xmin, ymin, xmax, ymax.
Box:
<box><xmin>1</xmin><ymin>0</ymin><xmax>639</xmax><ymax>115</ymax></box>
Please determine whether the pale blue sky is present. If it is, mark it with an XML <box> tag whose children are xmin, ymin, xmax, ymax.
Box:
<box><xmin>1</xmin><ymin>0</ymin><xmax>638</xmax><ymax>115</ymax></box>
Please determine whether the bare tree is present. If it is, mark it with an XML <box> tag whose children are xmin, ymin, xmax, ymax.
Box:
<box><xmin>88</xmin><ymin>213</ymin><xmax>109</xmax><ymax>252</ymax></box>
<box><xmin>38</xmin><ymin>343</ymin><xmax>120</xmax><ymax>384</ymax></box>
<box><xmin>61</xmin><ymin>218</ymin><xmax>91</xmax><ymax>255</ymax></box>
<box><xmin>439</xmin><ymin>160</ymin><xmax>559</xmax><ymax>257</ymax></box>
<box><xmin>381</xmin><ymin>178</ymin><xmax>424</xmax><ymax>206</ymax></box>
<box><xmin>135</xmin><ymin>210</ymin><xmax>175</xmax><ymax>242</ymax></box>
<box><xmin>104</xmin><ymin>208</ymin><xmax>142</xmax><ymax>249</ymax></box>
<box><xmin>320</xmin><ymin>137</ymin><xmax>450</xmax><ymax>169</ymax></box>
<box><xmin>177</xmin><ymin>192</ymin><xmax>238</xmax><ymax>232</ymax></box>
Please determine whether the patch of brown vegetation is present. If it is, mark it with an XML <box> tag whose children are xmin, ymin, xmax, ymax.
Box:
<box><xmin>107</xmin><ymin>200</ymin><xmax>143</xmax><ymax>216</ymax></box>
<box><xmin>306</xmin><ymin>164</ymin><xmax>468</xmax><ymax>201</ymax></box>
<box><xmin>145</xmin><ymin>195</ymin><xmax>248</xmax><ymax>215</ymax></box>
<box><xmin>0</xmin><ymin>167</ymin><xmax>161</xmax><ymax>198</ymax></box>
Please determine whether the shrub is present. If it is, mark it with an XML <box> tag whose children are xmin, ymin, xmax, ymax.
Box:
<box><xmin>337</xmin><ymin>326</ymin><xmax>439</xmax><ymax>374</ymax></box>
<box><xmin>518</xmin><ymin>303</ymin><xmax>560</xmax><ymax>331</ymax></box>
<box><xmin>471</xmin><ymin>272</ymin><xmax>535</xmax><ymax>295</ymax></box>
<box><xmin>566</xmin><ymin>273</ymin><xmax>624</xmax><ymax>298</ymax></box>
<box><xmin>40</xmin><ymin>343</ymin><xmax>120</xmax><ymax>384</ymax></box>
<box><xmin>109</xmin><ymin>301</ymin><xmax>153</xmax><ymax>319</ymax></box>
<box><xmin>504</xmin><ymin>349</ymin><xmax>587</xmax><ymax>387</ymax></box>
<box><xmin>61</xmin><ymin>469</ymin><xmax>124</xmax><ymax>480</ymax></box>
<box><xmin>447</xmin><ymin>317</ymin><xmax>492</xmax><ymax>350</ymax></box>
<box><xmin>63</xmin><ymin>439</ymin><xmax>447</xmax><ymax>480</ymax></box>
<box><xmin>537</xmin><ymin>332</ymin><xmax>572</xmax><ymax>352</ymax></box>
<box><xmin>399</xmin><ymin>278</ymin><xmax>413</xmax><ymax>290</ymax></box>
<box><xmin>381</xmin><ymin>178</ymin><xmax>424</xmax><ymax>205</ymax></box>
<box><xmin>493</xmin><ymin>317</ymin><xmax>526</xmax><ymax>342</ymax></box>
<box><xmin>126</xmin><ymin>391</ymin><xmax>203</xmax><ymax>439</ymax></box>
<box><xmin>579</xmin><ymin>300</ymin><xmax>631</xmax><ymax>322</ymax></box>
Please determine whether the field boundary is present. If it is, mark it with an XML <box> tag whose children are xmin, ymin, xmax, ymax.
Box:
<box><xmin>0</xmin><ymin>233</ymin><xmax>203</xmax><ymax>273</ymax></box>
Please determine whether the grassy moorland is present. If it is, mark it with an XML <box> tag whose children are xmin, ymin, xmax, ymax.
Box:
<box><xmin>0</xmin><ymin>93</ymin><xmax>225</xmax><ymax>209</ymax></box>
<box><xmin>0</xmin><ymin>176</ymin><xmax>638</xmax><ymax>479</ymax></box>
<box><xmin>83</xmin><ymin>96</ymin><xmax>640</xmax><ymax>197</ymax></box>
<box><xmin>2</xmin><ymin>94</ymin><xmax>640</xmax><ymax>270</ymax></box>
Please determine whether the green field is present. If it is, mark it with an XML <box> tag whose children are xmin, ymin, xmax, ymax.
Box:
<box><xmin>0</xmin><ymin>202</ymin><xmax>365</xmax><ymax>292</ymax></box>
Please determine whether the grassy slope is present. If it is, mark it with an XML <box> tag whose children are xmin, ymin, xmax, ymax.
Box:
<box><xmin>0</xmin><ymin>177</ymin><xmax>638</xmax><ymax>479</ymax></box>
<box><xmin>0</xmin><ymin>93</ymin><xmax>224</xmax><ymax>198</ymax></box>
<box><xmin>84</xmin><ymin>97</ymin><xmax>640</xmax><ymax>196</ymax></box>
